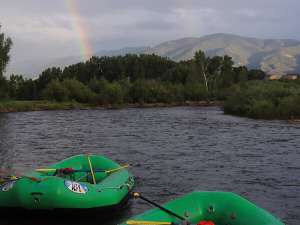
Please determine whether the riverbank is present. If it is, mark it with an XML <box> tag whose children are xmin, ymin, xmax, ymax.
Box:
<box><xmin>2</xmin><ymin>98</ymin><xmax>299</xmax><ymax>122</ymax></box>
<box><xmin>223</xmin><ymin>81</ymin><xmax>300</xmax><ymax>120</ymax></box>
<box><xmin>0</xmin><ymin>101</ymin><xmax>90</xmax><ymax>113</ymax></box>
<box><xmin>0</xmin><ymin>100</ymin><xmax>222</xmax><ymax>113</ymax></box>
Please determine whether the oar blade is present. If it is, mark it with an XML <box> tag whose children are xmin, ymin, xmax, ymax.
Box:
<box><xmin>105</xmin><ymin>164</ymin><xmax>130</xmax><ymax>174</ymax></box>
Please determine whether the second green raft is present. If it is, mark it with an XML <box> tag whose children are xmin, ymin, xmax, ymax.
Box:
<box><xmin>122</xmin><ymin>191</ymin><xmax>284</xmax><ymax>225</ymax></box>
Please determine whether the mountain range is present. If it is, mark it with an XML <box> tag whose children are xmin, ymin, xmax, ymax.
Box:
<box><xmin>7</xmin><ymin>33</ymin><xmax>300</xmax><ymax>78</ymax></box>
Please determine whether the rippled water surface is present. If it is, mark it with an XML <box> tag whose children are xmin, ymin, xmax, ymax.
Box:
<box><xmin>0</xmin><ymin>107</ymin><xmax>299</xmax><ymax>225</ymax></box>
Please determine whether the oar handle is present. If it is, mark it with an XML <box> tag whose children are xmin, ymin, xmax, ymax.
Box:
<box><xmin>133</xmin><ymin>193</ymin><xmax>185</xmax><ymax>221</ymax></box>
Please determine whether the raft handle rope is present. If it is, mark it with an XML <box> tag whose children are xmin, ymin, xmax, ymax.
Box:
<box><xmin>97</xmin><ymin>177</ymin><xmax>134</xmax><ymax>192</ymax></box>
<box><xmin>97</xmin><ymin>186</ymin><xmax>124</xmax><ymax>192</ymax></box>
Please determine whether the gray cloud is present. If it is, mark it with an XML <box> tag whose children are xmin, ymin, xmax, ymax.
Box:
<box><xmin>0</xmin><ymin>0</ymin><xmax>299</xmax><ymax>69</ymax></box>
<box><xmin>135</xmin><ymin>20</ymin><xmax>178</xmax><ymax>31</ymax></box>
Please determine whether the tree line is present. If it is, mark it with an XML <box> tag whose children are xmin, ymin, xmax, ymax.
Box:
<box><xmin>1</xmin><ymin>42</ymin><xmax>266</xmax><ymax>104</ymax></box>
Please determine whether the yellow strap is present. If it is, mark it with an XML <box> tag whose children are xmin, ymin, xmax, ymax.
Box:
<box><xmin>10</xmin><ymin>176</ymin><xmax>18</xmax><ymax>180</ymax></box>
<box><xmin>105</xmin><ymin>164</ymin><xmax>130</xmax><ymax>174</ymax></box>
<box><xmin>87</xmin><ymin>155</ymin><xmax>96</xmax><ymax>185</ymax></box>
<box><xmin>126</xmin><ymin>220</ymin><xmax>171</xmax><ymax>225</ymax></box>
<box><xmin>36</xmin><ymin>168</ymin><xmax>57</xmax><ymax>172</ymax></box>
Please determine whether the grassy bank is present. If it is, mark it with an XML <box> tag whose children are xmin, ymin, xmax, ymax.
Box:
<box><xmin>0</xmin><ymin>100</ymin><xmax>222</xmax><ymax>113</ymax></box>
<box><xmin>224</xmin><ymin>80</ymin><xmax>300</xmax><ymax>120</ymax></box>
<box><xmin>0</xmin><ymin>101</ymin><xmax>93</xmax><ymax>113</ymax></box>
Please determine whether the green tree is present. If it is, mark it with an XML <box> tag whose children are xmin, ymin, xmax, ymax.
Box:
<box><xmin>16</xmin><ymin>78</ymin><xmax>37</xmax><ymax>100</ymax></box>
<box><xmin>43</xmin><ymin>80</ymin><xmax>68</xmax><ymax>102</ymax></box>
<box><xmin>129</xmin><ymin>79</ymin><xmax>152</xmax><ymax>103</ymax></box>
<box><xmin>248</xmin><ymin>69</ymin><xmax>266</xmax><ymax>80</ymax></box>
<box><xmin>62</xmin><ymin>79</ymin><xmax>95</xmax><ymax>103</ymax></box>
<box><xmin>207</xmin><ymin>56</ymin><xmax>223</xmax><ymax>92</ymax></box>
<box><xmin>0</xmin><ymin>25</ymin><xmax>12</xmax><ymax>99</ymax></box>
<box><xmin>92</xmin><ymin>77</ymin><xmax>110</xmax><ymax>103</ymax></box>
<box><xmin>8</xmin><ymin>74</ymin><xmax>24</xmax><ymax>98</ymax></box>
<box><xmin>0</xmin><ymin>25</ymin><xmax>12</xmax><ymax>76</ymax></box>
<box><xmin>219</xmin><ymin>55</ymin><xmax>234</xmax><ymax>88</ymax></box>
<box><xmin>162</xmin><ymin>64</ymin><xmax>190</xmax><ymax>84</ymax></box>
<box><xmin>184</xmin><ymin>83</ymin><xmax>208</xmax><ymax>101</ymax></box>
<box><xmin>88</xmin><ymin>77</ymin><xmax>101</xmax><ymax>94</ymax></box>
<box><xmin>233</xmin><ymin>66</ymin><xmax>248</xmax><ymax>83</ymax></box>
<box><xmin>105</xmin><ymin>82</ymin><xmax>125</xmax><ymax>104</ymax></box>
<box><xmin>194</xmin><ymin>50</ymin><xmax>209</xmax><ymax>91</ymax></box>
<box><xmin>36</xmin><ymin>67</ymin><xmax>62</xmax><ymax>97</ymax></box>
<box><xmin>0</xmin><ymin>75</ymin><xmax>8</xmax><ymax>99</ymax></box>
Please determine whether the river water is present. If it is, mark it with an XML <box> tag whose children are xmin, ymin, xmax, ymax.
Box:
<box><xmin>0</xmin><ymin>107</ymin><xmax>299</xmax><ymax>225</ymax></box>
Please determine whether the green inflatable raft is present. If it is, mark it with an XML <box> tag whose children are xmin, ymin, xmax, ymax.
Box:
<box><xmin>122</xmin><ymin>191</ymin><xmax>284</xmax><ymax>225</ymax></box>
<box><xmin>0</xmin><ymin>154</ymin><xmax>134</xmax><ymax>212</ymax></box>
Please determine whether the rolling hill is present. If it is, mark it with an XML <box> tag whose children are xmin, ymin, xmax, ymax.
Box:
<box><xmin>7</xmin><ymin>33</ymin><xmax>300</xmax><ymax>78</ymax></box>
<box><xmin>145</xmin><ymin>33</ymin><xmax>300</xmax><ymax>74</ymax></box>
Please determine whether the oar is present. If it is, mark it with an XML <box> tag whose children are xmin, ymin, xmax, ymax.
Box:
<box><xmin>133</xmin><ymin>192</ymin><xmax>186</xmax><ymax>221</ymax></box>
<box><xmin>35</xmin><ymin>168</ymin><xmax>95</xmax><ymax>173</ymax></box>
<box><xmin>126</xmin><ymin>220</ymin><xmax>172</xmax><ymax>225</ymax></box>
<box><xmin>36</xmin><ymin>165</ymin><xmax>130</xmax><ymax>174</ymax></box>
<box><xmin>87</xmin><ymin>155</ymin><xmax>96</xmax><ymax>185</ymax></box>
<box><xmin>1</xmin><ymin>174</ymin><xmax>43</xmax><ymax>183</ymax></box>
<box><xmin>1</xmin><ymin>169</ymin><xmax>42</xmax><ymax>182</ymax></box>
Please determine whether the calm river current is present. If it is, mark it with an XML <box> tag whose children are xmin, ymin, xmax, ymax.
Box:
<box><xmin>0</xmin><ymin>107</ymin><xmax>299</xmax><ymax>225</ymax></box>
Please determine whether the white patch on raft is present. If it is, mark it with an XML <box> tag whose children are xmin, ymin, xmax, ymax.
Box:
<box><xmin>65</xmin><ymin>180</ymin><xmax>88</xmax><ymax>194</ymax></box>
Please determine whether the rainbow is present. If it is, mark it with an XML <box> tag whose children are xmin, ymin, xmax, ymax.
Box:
<box><xmin>65</xmin><ymin>0</ymin><xmax>93</xmax><ymax>61</ymax></box>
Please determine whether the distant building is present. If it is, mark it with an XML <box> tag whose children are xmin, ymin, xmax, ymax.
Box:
<box><xmin>282</xmin><ymin>74</ymin><xmax>299</xmax><ymax>80</ymax></box>
<box><xmin>266</xmin><ymin>74</ymin><xmax>282</xmax><ymax>80</ymax></box>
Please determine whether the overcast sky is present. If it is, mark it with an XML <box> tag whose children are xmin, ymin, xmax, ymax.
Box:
<box><xmin>1</xmin><ymin>0</ymin><xmax>300</xmax><ymax>63</ymax></box>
